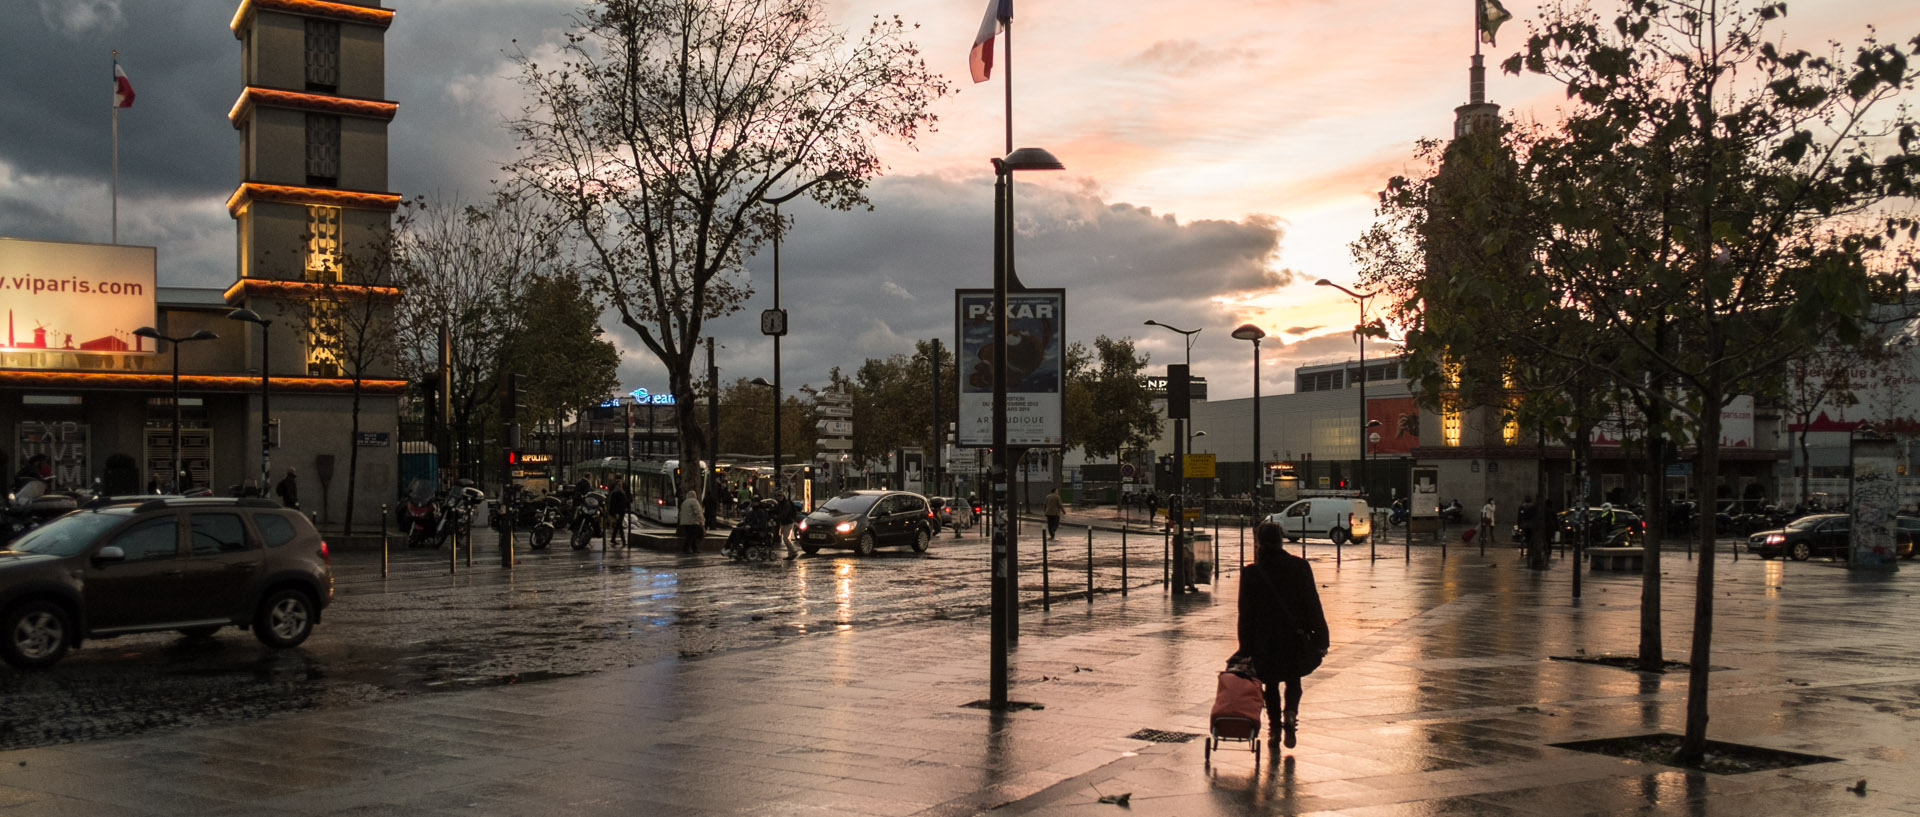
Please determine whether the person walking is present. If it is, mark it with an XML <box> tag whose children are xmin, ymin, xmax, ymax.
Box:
<box><xmin>1478</xmin><ymin>497</ymin><xmax>1496</xmax><ymax>550</ymax></box>
<box><xmin>1238</xmin><ymin>521</ymin><xmax>1331</xmax><ymax>749</ymax></box>
<box><xmin>607</xmin><ymin>480</ymin><xmax>630</xmax><ymax>547</ymax></box>
<box><xmin>1044</xmin><ymin>487</ymin><xmax>1064</xmax><ymax>541</ymax></box>
<box><xmin>678</xmin><ymin>490</ymin><xmax>705</xmax><ymax>554</ymax></box>
<box><xmin>275</xmin><ymin>467</ymin><xmax>300</xmax><ymax>510</ymax></box>
<box><xmin>773</xmin><ymin>493</ymin><xmax>799</xmax><ymax>560</ymax></box>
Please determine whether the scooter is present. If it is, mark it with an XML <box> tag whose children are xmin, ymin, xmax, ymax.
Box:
<box><xmin>526</xmin><ymin>494</ymin><xmax>561</xmax><ymax>550</ymax></box>
<box><xmin>403</xmin><ymin>482</ymin><xmax>441</xmax><ymax>548</ymax></box>
<box><xmin>1388</xmin><ymin>498</ymin><xmax>1409</xmax><ymax>528</ymax></box>
<box><xmin>1439</xmin><ymin>499</ymin><xmax>1465</xmax><ymax>524</ymax></box>
<box><xmin>3</xmin><ymin>480</ymin><xmax>77</xmax><ymax>547</ymax></box>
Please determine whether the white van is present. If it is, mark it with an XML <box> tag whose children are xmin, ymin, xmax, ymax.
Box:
<box><xmin>1266</xmin><ymin>497</ymin><xmax>1372</xmax><ymax>544</ymax></box>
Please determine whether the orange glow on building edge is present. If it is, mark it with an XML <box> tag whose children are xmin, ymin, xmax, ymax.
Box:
<box><xmin>231</xmin><ymin>0</ymin><xmax>394</xmax><ymax>37</ymax></box>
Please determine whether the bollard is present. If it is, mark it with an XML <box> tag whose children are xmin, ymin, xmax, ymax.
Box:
<box><xmin>1238</xmin><ymin>519</ymin><xmax>1245</xmax><ymax>575</ymax></box>
<box><xmin>1370</xmin><ymin>515</ymin><xmax>1377</xmax><ymax>561</ymax></box>
<box><xmin>464</xmin><ymin>517</ymin><xmax>473</xmax><ymax>567</ymax></box>
<box><xmin>1085</xmin><ymin>526</ymin><xmax>1093</xmax><ymax>603</ymax></box>
<box><xmin>1121</xmin><ymin>526</ymin><xmax>1129</xmax><ymax>597</ymax></box>
<box><xmin>1163</xmin><ymin>527</ymin><xmax>1170</xmax><ymax>592</ymax></box>
<box><xmin>380</xmin><ymin>504</ymin><xmax>390</xmax><ymax>579</ymax></box>
<box><xmin>501</xmin><ymin>500</ymin><xmax>514</xmax><ymax>569</ymax></box>
<box><xmin>452</xmin><ymin>522</ymin><xmax>462</xmax><ymax>571</ymax></box>
<box><xmin>448</xmin><ymin>517</ymin><xmax>457</xmax><ymax>574</ymax></box>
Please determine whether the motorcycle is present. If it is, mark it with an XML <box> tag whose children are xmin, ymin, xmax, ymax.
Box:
<box><xmin>3</xmin><ymin>480</ymin><xmax>78</xmax><ymax>547</ymax></box>
<box><xmin>569</xmin><ymin>490</ymin><xmax>604</xmax><ymax>549</ymax></box>
<box><xmin>526</xmin><ymin>494</ymin><xmax>562</xmax><ymax>550</ymax></box>
<box><xmin>722</xmin><ymin>500</ymin><xmax>779</xmax><ymax>562</ymax></box>
<box><xmin>1439</xmin><ymin>499</ymin><xmax>1465</xmax><ymax>524</ymax></box>
<box><xmin>405</xmin><ymin>480</ymin><xmax>483</xmax><ymax>549</ymax></box>
<box><xmin>1388</xmin><ymin>498</ymin><xmax>1409</xmax><ymax>527</ymax></box>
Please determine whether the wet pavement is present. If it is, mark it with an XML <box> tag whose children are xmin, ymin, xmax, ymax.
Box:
<box><xmin>1</xmin><ymin>509</ymin><xmax>1914</xmax><ymax>815</ymax></box>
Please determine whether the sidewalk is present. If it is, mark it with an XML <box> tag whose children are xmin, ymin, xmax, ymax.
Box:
<box><xmin>2</xmin><ymin>541</ymin><xmax>1913</xmax><ymax>815</ymax></box>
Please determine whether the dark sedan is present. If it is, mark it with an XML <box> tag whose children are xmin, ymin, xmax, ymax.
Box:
<box><xmin>1554</xmin><ymin>508</ymin><xmax>1646</xmax><ymax>548</ymax></box>
<box><xmin>1748</xmin><ymin>513</ymin><xmax>1845</xmax><ymax>560</ymax></box>
<box><xmin>796</xmin><ymin>491</ymin><xmax>936</xmax><ymax>556</ymax></box>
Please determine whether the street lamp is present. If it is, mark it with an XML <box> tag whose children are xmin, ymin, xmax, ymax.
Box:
<box><xmin>1231</xmin><ymin>323</ymin><xmax>1266</xmax><ymax>501</ymax></box>
<box><xmin>133</xmin><ymin>326</ymin><xmax>219</xmax><ymax>493</ymax></box>
<box><xmin>1144</xmin><ymin>320</ymin><xmax>1201</xmax><ymax>499</ymax></box>
<box><xmin>1315</xmin><ymin>279</ymin><xmax>1376</xmax><ymax>498</ymax></box>
<box><xmin>226</xmin><ymin>308</ymin><xmax>273</xmax><ymax>495</ymax></box>
<box><xmin>990</xmin><ymin>146</ymin><xmax>1064</xmax><ymax>707</ymax></box>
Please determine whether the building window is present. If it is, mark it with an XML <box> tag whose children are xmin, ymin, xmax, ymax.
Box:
<box><xmin>305</xmin><ymin>19</ymin><xmax>340</xmax><ymax>92</ymax></box>
<box><xmin>305</xmin><ymin>205</ymin><xmax>340</xmax><ymax>281</ymax></box>
<box><xmin>305</xmin><ymin>114</ymin><xmax>340</xmax><ymax>186</ymax></box>
<box><xmin>1502</xmin><ymin>411</ymin><xmax>1520</xmax><ymax>445</ymax></box>
<box><xmin>1442</xmin><ymin>401</ymin><xmax>1463</xmax><ymax>447</ymax></box>
<box><xmin>307</xmin><ymin>300</ymin><xmax>341</xmax><ymax>377</ymax></box>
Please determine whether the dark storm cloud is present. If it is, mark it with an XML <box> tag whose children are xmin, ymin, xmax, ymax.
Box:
<box><xmin>667</xmin><ymin>173</ymin><xmax>1292</xmax><ymax>399</ymax></box>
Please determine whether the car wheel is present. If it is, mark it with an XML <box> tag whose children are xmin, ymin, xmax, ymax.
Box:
<box><xmin>856</xmin><ymin>531</ymin><xmax>877</xmax><ymax>556</ymax></box>
<box><xmin>912</xmin><ymin>528</ymin><xmax>931</xmax><ymax>553</ymax></box>
<box><xmin>178</xmin><ymin>625</ymin><xmax>222</xmax><ymax>640</ymax></box>
<box><xmin>253</xmin><ymin>588</ymin><xmax>316</xmax><ymax>649</ymax></box>
<box><xmin>802</xmin><ymin>545</ymin><xmax>820</xmax><ymax>555</ymax></box>
<box><xmin>1330</xmin><ymin>526</ymin><xmax>1348</xmax><ymax>546</ymax></box>
<box><xmin>2</xmin><ymin>600</ymin><xmax>72</xmax><ymax>669</ymax></box>
<box><xmin>1789</xmin><ymin>541</ymin><xmax>1811</xmax><ymax>561</ymax></box>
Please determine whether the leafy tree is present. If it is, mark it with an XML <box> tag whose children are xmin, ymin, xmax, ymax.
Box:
<box><xmin>1074</xmin><ymin>336</ymin><xmax>1162</xmax><ymax>490</ymax></box>
<box><xmin>1510</xmin><ymin>0</ymin><xmax>1919</xmax><ymax>761</ymax></box>
<box><xmin>507</xmin><ymin>0</ymin><xmax>950</xmax><ymax>485</ymax></box>
<box><xmin>500</xmin><ymin>272</ymin><xmax>622</xmax><ymax>448</ymax></box>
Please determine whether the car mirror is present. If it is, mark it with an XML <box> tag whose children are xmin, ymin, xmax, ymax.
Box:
<box><xmin>92</xmin><ymin>545</ymin><xmax>126</xmax><ymax>565</ymax></box>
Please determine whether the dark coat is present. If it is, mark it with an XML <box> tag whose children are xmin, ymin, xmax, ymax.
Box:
<box><xmin>1237</xmin><ymin>553</ymin><xmax>1330</xmax><ymax>683</ymax></box>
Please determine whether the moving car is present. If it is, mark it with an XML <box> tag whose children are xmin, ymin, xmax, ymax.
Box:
<box><xmin>1265</xmin><ymin>497</ymin><xmax>1371</xmax><ymax>544</ymax></box>
<box><xmin>1554</xmin><ymin>507</ymin><xmax>1646</xmax><ymax>548</ymax></box>
<box><xmin>796</xmin><ymin>491</ymin><xmax>936</xmax><ymax>556</ymax></box>
<box><xmin>1748</xmin><ymin>513</ymin><xmax>1916</xmax><ymax>561</ymax></box>
<box><xmin>928</xmin><ymin>496</ymin><xmax>974</xmax><ymax>532</ymax></box>
<box><xmin>0</xmin><ymin>496</ymin><xmax>333</xmax><ymax>669</ymax></box>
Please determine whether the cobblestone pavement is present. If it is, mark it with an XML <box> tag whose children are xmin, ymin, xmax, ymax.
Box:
<box><xmin>5</xmin><ymin>509</ymin><xmax>1908</xmax><ymax>816</ymax></box>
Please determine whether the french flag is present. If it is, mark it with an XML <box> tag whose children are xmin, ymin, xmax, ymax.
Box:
<box><xmin>969</xmin><ymin>0</ymin><xmax>1010</xmax><ymax>83</ymax></box>
<box><xmin>113</xmin><ymin>62</ymin><xmax>136</xmax><ymax>108</ymax></box>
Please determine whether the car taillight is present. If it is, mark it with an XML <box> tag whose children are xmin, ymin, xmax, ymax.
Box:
<box><xmin>320</xmin><ymin>540</ymin><xmax>331</xmax><ymax>565</ymax></box>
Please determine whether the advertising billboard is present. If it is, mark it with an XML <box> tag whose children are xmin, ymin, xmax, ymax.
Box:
<box><xmin>1367</xmin><ymin>396</ymin><xmax>1422</xmax><ymax>456</ymax></box>
<box><xmin>955</xmin><ymin>289</ymin><xmax>1064</xmax><ymax>448</ymax></box>
<box><xmin>0</xmin><ymin>238</ymin><xmax>156</xmax><ymax>355</ymax></box>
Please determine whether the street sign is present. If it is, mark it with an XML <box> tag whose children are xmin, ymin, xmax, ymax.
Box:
<box><xmin>1183</xmin><ymin>452</ymin><xmax>1216</xmax><ymax>479</ymax></box>
<box><xmin>818</xmin><ymin>405</ymin><xmax>854</xmax><ymax>418</ymax></box>
<box><xmin>815</xmin><ymin>390</ymin><xmax>851</xmax><ymax>405</ymax></box>
<box><xmin>355</xmin><ymin>432</ymin><xmax>390</xmax><ymax>447</ymax></box>
<box><xmin>818</xmin><ymin>438</ymin><xmax>853</xmax><ymax>450</ymax></box>
<box><xmin>817</xmin><ymin>419</ymin><xmax>853</xmax><ymax>436</ymax></box>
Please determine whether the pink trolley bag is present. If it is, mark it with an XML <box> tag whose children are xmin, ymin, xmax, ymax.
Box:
<box><xmin>1206</xmin><ymin>655</ymin><xmax>1264</xmax><ymax>764</ymax></box>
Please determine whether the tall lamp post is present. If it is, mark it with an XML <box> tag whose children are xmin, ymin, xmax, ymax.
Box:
<box><xmin>1231</xmin><ymin>323</ymin><xmax>1266</xmax><ymax>501</ymax></box>
<box><xmin>1143</xmin><ymin>320</ymin><xmax>1200</xmax><ymax>499</ymax></box>
<box><xmin>990</xmin><ymin>146</ymin><xmax>1064</xmax><ymax>708</ymax></box>
<box><xmin>748</xmin><ymin>376</ymin><xmax>781</xmax><ymax>490</ymax></box>
<box><xmin>133</xmin><ymin>326</ymin><xmax>219</xmax><ymax>493</ymax></box>
<box><xmin>226</xmin><ymin>309</ymin><xmax>273</xmax><ymax>495</ymax></box>
<box><xmin>1315</xmin><ymin>279</ymin><xmax>1375</xmax><ymax>497</ymax></box>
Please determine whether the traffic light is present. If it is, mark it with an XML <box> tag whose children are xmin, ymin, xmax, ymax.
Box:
<box><xmin>1167</xmin><ymin>364</ymin><xmax>1191</xmax><ymax>420</ymax></box>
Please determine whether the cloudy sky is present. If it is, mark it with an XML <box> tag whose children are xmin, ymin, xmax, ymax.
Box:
<box><xmin>4</xmin><ymin>0</ymin><xmax>1913</xmax><ymax>401</ymax></box>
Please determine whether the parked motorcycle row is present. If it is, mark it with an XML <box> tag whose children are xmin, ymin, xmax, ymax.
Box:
<box><xmin>480</xmin><ymin>483</ymin><xmax>612</xmax><ymax>551</ymax></box>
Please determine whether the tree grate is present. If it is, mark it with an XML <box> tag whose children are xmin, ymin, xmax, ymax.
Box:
<box><xmin>1128</xmin><ymin>728</ymin><xmax>1202</xmax><ymax>743</ymax></box>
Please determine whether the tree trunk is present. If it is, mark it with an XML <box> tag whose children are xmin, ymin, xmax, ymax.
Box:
<box><xmin>1638</xmin><ymin>425</ymin><xmax>1664</xmax><ymax>672</ymax></box>
<box><xmin>1677</xmin><ymin>393</ymin><xmax>1722</xmax><ymax>764</ymax></box>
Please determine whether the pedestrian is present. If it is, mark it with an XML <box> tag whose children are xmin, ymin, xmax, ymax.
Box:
<box><xmin>704</xmin><ymin>489</ymin><xmax>720</xmax><ymax>529</ymax></box>
<box><xmin>13</xmin><ymin>453</ymin><xmax>52</xmax><ymax>492</ymax></box>
<box><xmin>773</xmin><ymin>492</ymin><xmax>799</xmax><ymax>559</ymax></box>
<box><xmin>678</xmin><ymin>490</ymin><xmax>704</xmax><ymax>553</ymax></box>
<box><xmin>275</xmin><ymin>467</ymin><xmax>300</xmax><ymax>509</ymax></box>
<box><xmin>1044</xmin><ymin>486</ymin><xmax>1064</xmax><ymax>541</ymax></box>
<box><xmin>1239</xmin><ymin>521</ymin><xmax>1330</xmax><ymax>750</ymax></box>
<box><xmin>607</xmin><ymin>480</ymin><xmax>630</xmax><ymax>545</ymax></box>
<box><xmin>1479</xmin><ymin>497</ymin><xmax>1496</xmax><ymax>548</ymax></box>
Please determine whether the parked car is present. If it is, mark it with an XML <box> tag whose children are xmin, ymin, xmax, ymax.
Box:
<box><xmin>1554</xmin><ymin>507</ymin><xmax>1646</xmax><ymax>548</ymax></box>
<box><xmin>1749</xmin><ymin>513</ymin><xmax>1915</xmax><ymax>561</ymax></box>
<box><xmin>0</xmin><ymin>496</ymin><xmax>333</xmax><ymax>669</ymax></box>
<box><xmin>796</xmin><ymin>491</ymin><xmax>936</xmax><ymax>556</ymax></box>
<box><xmin>1265</xmin><ymin>497</ymin><xmax>1371</xmax><ymax>544</ymax></box>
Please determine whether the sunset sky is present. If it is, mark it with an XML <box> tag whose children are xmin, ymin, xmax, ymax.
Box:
<box><xmin>3</xmin><ymin>0</ymin><xmax>1915</xmax><ymax>401</ymax></box>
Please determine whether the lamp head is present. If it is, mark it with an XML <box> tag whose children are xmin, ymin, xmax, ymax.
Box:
<box><xmin>1314</xmin><ymin>278</ymin><xmax>1334</xmax><ymax>288</ymax></box>
<box><xmin>133</xmin><ymin>326</ymin><xmax>160</xmax><ymax>340</ymax></box>
<box><xmin>749</xmin><ymin>377</ymin><xmax>774</xmax><ymax>388</ymax></box>
<box><xmin>1230</xmin><ymin>323</ymin><xmax>1266</xmax><ymax>342</ymax></box>
<box><xmin>226</xmin><ymin>308</ymin><xmax>269</xmax><ymax>326</ymax></box>
<box><xmin>1001</xmin><ymin>147</ymin><xmax>1065</xmax><ymax>172</ymax></box>
<box><xmin>186</xmin><ymin>329</ymin><xmax>220</xmax><ymax>342</ymax></box>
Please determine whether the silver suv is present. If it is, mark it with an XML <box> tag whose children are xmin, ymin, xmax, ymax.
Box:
<box><xmin>0</xmin><ymin>497</ymin><xmax>334</xmax><ymax>669</ymax></box>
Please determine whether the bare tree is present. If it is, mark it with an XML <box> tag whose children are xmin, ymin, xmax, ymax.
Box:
<box><xmin>507</xmin><ymin>0</ymin><xmax>950</xmax><ymax>477</ymax></box>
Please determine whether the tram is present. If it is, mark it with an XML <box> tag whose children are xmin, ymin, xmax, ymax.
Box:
<box><xmin>569</xmin><ymin>457</ymin><xmax>707</xmax><ymax>525</ymax></box>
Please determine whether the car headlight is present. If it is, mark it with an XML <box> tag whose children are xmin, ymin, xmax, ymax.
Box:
<box><xmin>1766</xmin><ymin>533</ymin><xmax>1783</xmax><ymax>545</ymax></box>
<box><xmin>835</xmin><ymin>521</ymin><xmax>855</xmax><ymax>534</ymax></box>
<box><xmin>797</xmin><ymin>520</ymin><xmax>808</xmax><ymax>531</ymax></box>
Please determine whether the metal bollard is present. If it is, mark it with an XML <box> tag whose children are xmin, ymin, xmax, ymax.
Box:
<box><xmin>1121</xmin><ymin>526</ymin><xmax>1129</xmax><ymax>596</ymax></box>
<box><xmin>380</xmin><ymin>504</ymin><xmax>390</xmax><ymax>579</ymax></box>
<box><xmin>452</xmin><ymin>523</ymin><xmax>462</xmax><ymax>572</ymax></box>
<box><xmin>464</xmin><ymin>518</ymin><xmax>473</xmax><ymax>567</ymax></box>
<box><xmin>501</xmin><ymin>501</ymin><xmax>514</xmax><ymax>569</ymax></box>
<box><xmin>1085</xmin><ymin>526</ymin><xmax>1093</xmax><ymax>603</ymax></box>
<box><xmin>1163</xmin><ymin>527</ymin><xmax>1170</xmax><ymax>592</ymax></box>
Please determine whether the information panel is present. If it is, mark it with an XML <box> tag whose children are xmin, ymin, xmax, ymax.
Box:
<box><xmin>955</xmin><ymin>289</ymin><xmax>1064</xmax><ymax>448</ymax></box>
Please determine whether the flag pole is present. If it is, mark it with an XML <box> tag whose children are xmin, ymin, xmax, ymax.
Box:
<box><xmin>111</xmin><ymin>49</ymin><xmax>119</xmax><ymax>244</ymax></box>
